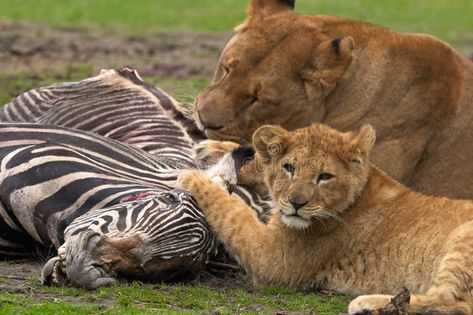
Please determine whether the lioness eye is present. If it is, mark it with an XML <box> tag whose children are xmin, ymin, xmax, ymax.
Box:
<box><xmin>283</xmin><ymin>163</ymin><xmax>295</xmax><ymax>175</ymax></box>
<box><xmin>222</xmin><ymin>65</ymin><xmax>230</xmax><ymax>76</ymax></box>
<box><xmin>214</xmin><ymin>65</ymin><xmax>230</xmax><ymax>84</ymax></box>
<box><xmin>317</xmin><ymin>172</ymin><xmax>334</xmax><ymax>183</ymax></box>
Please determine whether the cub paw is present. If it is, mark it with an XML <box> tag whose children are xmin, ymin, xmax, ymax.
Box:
<box><xmin>194</xmin><ymin>140</ymin><xmax>240</xmax><ymax>169</ymax></box>
<box><xmin>177</xmin><ymin>170</ymin><xmax>203</xmax><ymax>193</ymax></box>
<box><xmin>348</xmin><ymin>295</ymin><xmax>393</xmax><ymax>314</ymax></box>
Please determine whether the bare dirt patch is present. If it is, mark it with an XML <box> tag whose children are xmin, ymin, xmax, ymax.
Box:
<box><xmin>1</xmin><ymin>20</ymin><xmax>472</xmax><ymax>83</ymax></box>
<box><xmin>0</xmin><ymin>19</ymin><xmax>230</xmax><ymax>77</ymax></box>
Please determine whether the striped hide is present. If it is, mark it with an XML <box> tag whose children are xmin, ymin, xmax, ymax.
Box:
<box><xmin>1</xmin><ymin>68</ymin><xmax>204</xmax><ymax>167</ymax></box>
<box><xmin>0</xmin><ymin>123</ymin><xmax>197</xmax><ymax>250</ymax></box>
<box><xmin>0</xmin><ymin>122</ymin><xmax>214</xmax><ymax>288</ymax></box>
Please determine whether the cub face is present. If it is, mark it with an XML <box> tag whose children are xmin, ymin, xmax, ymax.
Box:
<box><xmin>193</xmin><ymin>0</ymin><xmax>355</xmax><ymax>142</ymax></box>
<box><xmin>252</xmin><ymin>123</ymin><xmax>375</xmax><ymax>229</ymax></box>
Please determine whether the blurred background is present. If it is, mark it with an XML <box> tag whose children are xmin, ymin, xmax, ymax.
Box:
<box><xmin>1</xmin><ymin>0</ymin><xmax>472</xmax><ymax>105</ymax></box>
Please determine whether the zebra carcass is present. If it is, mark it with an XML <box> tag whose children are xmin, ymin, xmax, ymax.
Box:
<box><xmin>0</xmin><ymin>68</ymin><xmax>271</xmax><ymax>289</ymax></box>
<box><xmin>0</xmin><ymin>123</ymin><xmax>215</xmax><ymax>289</ymax></box>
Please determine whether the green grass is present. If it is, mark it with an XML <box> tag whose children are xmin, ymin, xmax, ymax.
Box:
<box><xmin>0</xmin><ymin>281</ymin><xmax>351</xmax><ymax>315</ymax></box>
<box><xmin>0</xmin><ymin>296</ymin><xmax>103</xmax><ymax>315</ymax></box>
<box><xmin>297</xmin><ymin>0</ymin><xmax>473</xmax><ymax>43</ymax></box>
<box><xmin>0</xmin><ymin>0</ymin><xmax>472</xmax><ymax>42</ymax></box>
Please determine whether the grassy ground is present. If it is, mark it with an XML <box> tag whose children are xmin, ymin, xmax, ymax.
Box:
<box><xmin>0</xmin><ymin>281</ymin><xmax>351</xmax><ymax>315</ymax></box>
<box><xmin>0</xmin><ymin>262</ymin><xmax>352</xmax><ymax>315</ymax></box>
<box><xmin>0</xmin><ymin>0</ymin><xmax>472</xmax><ymax>41</ymax></box>
<box><xmin>1</xmin><ymin>1</ymin><xmax>473</xmax><ymax>314</ymax></box>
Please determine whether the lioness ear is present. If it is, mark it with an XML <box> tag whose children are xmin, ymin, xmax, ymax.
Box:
<box><xmin>248</xmin><ymin>0</ymin><xmax>295</xmax><ymax>17</ymax></box>
<box><xmin>344</xmin><ymin>124</ymin><xmax>376</xmax><ymax>162</ymax></box>
<box><xmin>301</xmin><ymin>36</ymin><xmax>355</xmax><ymax>100</ymax></box>
<box><xmin>237</xmin><ymin>0</ymin><xmax>295</xmax><ymax>31</ymax></box>
<box><xmin>252</xmin><ymin>125</ymin><xmax>289</xmax><ymax>160</ymax></box>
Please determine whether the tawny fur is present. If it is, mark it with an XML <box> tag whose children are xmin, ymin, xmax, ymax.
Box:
<box><xmin>193</xmin><ymin>0</ymin><xmax>473</xmax><ymax>199</ymax></box>
<box><xmin>179</xmin><ymin>123</ymin><xmax>473</xmax><ymax>314</ymax></box>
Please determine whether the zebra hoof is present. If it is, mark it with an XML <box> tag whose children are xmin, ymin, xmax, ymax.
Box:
<box><xmin>63</xmin><ymin>231</ymin><xmax>123</xmax><ymax>290</ymax></box>
<box><xmin>41</xmin><ymin>256</ymin><xmax>68</xmax><ymax>286</ymax></box>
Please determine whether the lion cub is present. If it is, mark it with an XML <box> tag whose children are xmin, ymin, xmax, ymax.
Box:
<box><xmin>178</xmin><ymin>123</ymin><xmax>473</xmax><ymax>314</ymax></box>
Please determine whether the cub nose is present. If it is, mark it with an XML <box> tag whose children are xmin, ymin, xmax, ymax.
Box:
<box><xmin>288</xmin><ymin>197</ymin><xmax>308</xmax><ymax>210</ymax></box>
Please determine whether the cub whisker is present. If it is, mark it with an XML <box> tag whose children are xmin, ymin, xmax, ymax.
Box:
<box><xmin>306</xmin><ymin>207</ymin><xmax>344</xmax><ymax>224</ymax></box>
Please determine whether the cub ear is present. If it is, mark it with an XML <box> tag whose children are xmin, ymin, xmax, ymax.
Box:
<box><xmin>344</xmin><ymin>124</ymin><xmax>376</xmax><ymax>163</ymax></box>
<box><xmin>301</xmin><ymin>37</ymin><xmax>355</xmax><ymax>101</ymax></box>
<box><xmin>252</xmin><ymin>125</ymin><xmax>289</xmax><ymax>160</ymax></box>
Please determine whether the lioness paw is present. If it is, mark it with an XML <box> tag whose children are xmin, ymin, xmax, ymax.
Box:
<box><xmin>348</xmin><ymin>295</ymin><xmax>392</xmax><ymax>314</ymax></box>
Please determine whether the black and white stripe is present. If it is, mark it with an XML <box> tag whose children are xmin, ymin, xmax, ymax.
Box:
<box><xmin>0</xmin><ymin>123</ymin><xmax>186</xmax><ymax>254</ymax></box>
<box><xmin>64</xmin><ymin>190</ymin><xmax>214</xmax><ymax>261</ymax></box>
<box><xmin>1</xmin><ymin>68</ymin><xmax>203</xmax><ymax>167</ymax></box>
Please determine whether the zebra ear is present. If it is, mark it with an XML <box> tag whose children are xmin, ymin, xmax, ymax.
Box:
<box><xmin>252</xmin><ymin>125</ymin><xmax>288</xmax><ymax>161</ymax></box>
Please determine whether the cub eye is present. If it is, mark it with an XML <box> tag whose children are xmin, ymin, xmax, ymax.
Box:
<box><xmin>317</xmin><ymin>172</ymin><xmax>334</xmax><ymax>183</ymax></box>
<box><xmin>283</xmin><ymin>163</ymin><xmax>295</xmax><ymax>175</ymax></box>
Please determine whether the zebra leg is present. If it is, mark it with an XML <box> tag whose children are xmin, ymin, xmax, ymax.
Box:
<box><xmin>199</xmin><ymin>146</ymin><xmax>273</xmax><ymax>222</ymax></box>
<box><xmin>41</xmin><ymin>250</ymin><xmax>67</xmax><ymax>286</ymax></box>
<box><xmin>203</xmin><ymin>145</ymin><xmax>255</xmax><ymax>193</ymax></box>
<box><xmin>194</xmin><ymin>140</ymin><xmax>240</xmax><ymax>169</ymax></box>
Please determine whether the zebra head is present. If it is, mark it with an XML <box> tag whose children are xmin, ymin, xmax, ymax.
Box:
<box><xmin>42</xmin><ymin>188</ymin><xmax>216</xmax><ymax>289</ymax></box>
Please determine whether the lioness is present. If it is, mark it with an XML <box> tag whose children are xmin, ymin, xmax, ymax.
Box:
<box><xmin>178</xmin><ymin>123</ymin><xmax>473</xmax><ymax>314</ymax></box>
<box><xmin>193</xmin><ymin>0</ymin><xmax>473</xmax><ymax>199</ymax></box>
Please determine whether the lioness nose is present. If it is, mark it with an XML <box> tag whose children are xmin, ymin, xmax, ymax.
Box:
<box><xmin>289</xmin><ymin>197</ymin><xmax>308</xmax><ymax>210</ymax></box>
<box><xmin>197</xmin><ymin>110</ymin><xmax>223</xmax><ymax>130</ymax></box>
<box><xmin>194</xmin><ymin>102</ymin><xmax>223</xmax><ymax>130</ymax></box>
